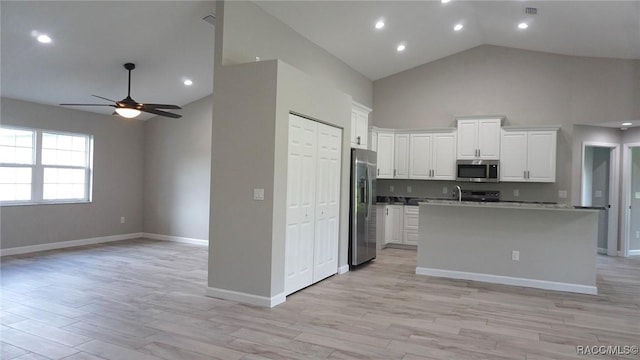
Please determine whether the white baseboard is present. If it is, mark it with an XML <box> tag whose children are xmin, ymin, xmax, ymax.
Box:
<box><xmin>205</xmin><ymin>287</ymin><xmax>285</xmax><ymax>308</ymax></box>
<box><xmin>415</xmin><ymin>267</ymin><xmax>598</xmax><ymax>295</ymax></box>
<box><xmin>142</xmin><ymin>233</ymin><xmax>208</xmax><ymax>246</ymax></box>
<box><xmin>597</xmin><ymin>247</ymin><xmax>608</xmax><ymax>255</ymax></box>
<box><xmin>0</xmin><ymin>232</ymin><xmax>143</xmax><ymax>257</ymax></box>
<box><xmin>338</xmin><ymin>265</ymin><xmax>349</xmax><ymax>274</ymax></box>
<box><xmin>629</xmin><ymin>249</ymin><xmax>640</xmax><ymax>256</ymax></box>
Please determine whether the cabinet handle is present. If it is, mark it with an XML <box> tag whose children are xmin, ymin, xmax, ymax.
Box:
<box><xmin>377</xmin><ymin>168</ymin><xmax>380</xmax><ymax>176</ymax></box>
<box><xmin>478</xmin><ymin>149</ymin><xmax>481</xmax><ymax>157</ymax></box>
<box><xmin>386</xmin><ymin>208</ymin><xmax>389</xmax><ymax>215</ymax></box>
<box><xmin>394</xmin><ymin>169</ymin><xmax>396</xmax><ymax>176</ymax></box>
<box><xmin>356</xmin><ymin>136</ymin><xmax>361</xmax><ymax>145</ymax></box>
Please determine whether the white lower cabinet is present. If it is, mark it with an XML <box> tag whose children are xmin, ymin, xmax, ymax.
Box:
<box><xmin>285</xmin><ymin>114</ymin><xmax>342</xmax><ymax>296</ymax></box>
<box><xmin>382</xmin><ymin>205</ymin><xmax>419</xmax><ymax>246</ymax></box>
<box><xmin>384</xmin><ymin>205</ymin><xmax>404</xmax><ymax>244</ymax></box>
<box><xmin>403</xmin><ymin>206</ymin><xmax>419</xmax><ymax>245</ymax></box>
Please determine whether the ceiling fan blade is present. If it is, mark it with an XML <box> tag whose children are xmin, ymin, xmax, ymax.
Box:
<box><xmin>140</xmin><ymin>107</ymin><xmax>182</xmax><ymax>119</ymax></box>
<box><xmin>139</xmin><ymin>103</ymin><xmax>182</xmax><ymax>110</ymax></box>
<box><xmin>60</xmin><ymin>103</ymin><xmax>115</xmax><ymax>107</ymax></box>
<box><xmin>92</xmin><ymin>94</ymin><xmax>117</xmax><ymax>102</ymax></box>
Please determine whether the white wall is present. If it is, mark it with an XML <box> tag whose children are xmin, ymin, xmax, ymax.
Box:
<box><xmin>218</xmin><ymin>0</ymin><xmax>372</xmax><ymax>108</ymax></box>
<box><xmin>0</xmin><ymin>97</ymin><xmax>144</xmax><ymax>249</ymax></box>
<box><xmin>143</xmin><ymin>95</ymin><xmax>212</xmax><ymax>241</ymax></box>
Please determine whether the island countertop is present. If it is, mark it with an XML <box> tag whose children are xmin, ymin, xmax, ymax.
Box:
<box><xmin>418</xmin><ymin>199</ymin><xmax>605</xmax><ymax>211</ymax></box>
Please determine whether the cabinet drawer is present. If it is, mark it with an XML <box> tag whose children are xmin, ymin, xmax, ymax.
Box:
<box><xmin>404</xmin><ymin>214</ymin><xmax>419</xmax><ymax>229</ymax></box>
<box><xmin>404</xmin><ymin>206</ymin><xmax>419</xmax><ymax>215</ymax></box>
<box><xmin>404</xmin><ymin>230</ymin><xmax>419</xmax><ymax>245</ymax></box>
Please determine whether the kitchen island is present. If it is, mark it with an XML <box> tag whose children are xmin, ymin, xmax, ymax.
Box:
<box><xmin>417</xmin><ymin>200</ymin><xmax>601</xmax><ymax>294</ymax></box>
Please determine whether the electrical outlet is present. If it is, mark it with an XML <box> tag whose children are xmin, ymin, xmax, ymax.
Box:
<box><xmin>636</xmin><ymin>231</ymin><xmax>639</xmax><ymax>239</ymax></box>
<box><xmin>253</xmin><ymin>188</ymin><xmax>265</xmax><ymax>201</ymax></box>
<box><xmin>442</xmin><ymin>187</ymin><xmax>448</xmax><ymax>195</ymax></box>
<box><xmin>513</xmin><ymin>189</ymin><xmax>519</xmax><ymax>197</ymax></box>
<box><xmin>120</xmin><ymin>216</ymin><xmax>125</xmax><ymax>224</ymax></box>
<box><xmin>511</xmin><ymin>250</ymin><xmax>520</xmax><ymax>261</ymax></box>
<box><xmin>558</xmin><ymin>190</ymin><xmax>568</xmax><ymax>199</ymax></box>
<box><xmin>407</xmin><ymin>186</ymin><xmax>412</xmax><ymax>193</ymax></box>
<box><xmin>390</xmin><ymin>185</ymin><xmax>394</xmax><ymax>192</ymax></box>
<box><xmin>595</xmin><ymin>190</ymin><xmax>602</xmax><ymax>198</ymax></box>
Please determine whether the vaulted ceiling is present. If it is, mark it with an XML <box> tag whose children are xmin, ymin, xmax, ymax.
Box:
<box><xmin>1</xmin><ymin>1</ymin><xmax>638</xmax><ymax>117</ymax></box>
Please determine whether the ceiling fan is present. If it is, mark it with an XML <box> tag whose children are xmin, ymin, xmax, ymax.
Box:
<box><xmin>61</xmin><ymin>63</ymin><xmax>182</xmax><ymax>119</ymax></box>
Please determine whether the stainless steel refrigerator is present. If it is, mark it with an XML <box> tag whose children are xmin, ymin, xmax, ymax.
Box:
<box><xmin>349</xmin><ymin>148</ymin><xmax>377</xmax><ymax>267</ymax></box>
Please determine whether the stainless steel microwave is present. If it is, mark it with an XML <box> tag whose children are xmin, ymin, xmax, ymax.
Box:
<box><xmin>456</xmin><ymin>160</ymin><xmax>499</xmax><ymax>183</ymax></box>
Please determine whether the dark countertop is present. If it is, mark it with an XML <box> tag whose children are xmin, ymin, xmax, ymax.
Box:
<box><xmin>376</xmin><ymin>196</ymin><xmax>606</xmax><ymax>210</ymax></box>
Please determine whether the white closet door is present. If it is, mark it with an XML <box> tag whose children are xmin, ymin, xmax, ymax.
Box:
<box><xmin>285</xmin><ymin>114</ymin><xmax>317</xmax><ymax>295</ymax></box>
<box><xmin>313</xmin><ymin>123</ymin><xmax>342</xmax><ymax>282</ymax></box>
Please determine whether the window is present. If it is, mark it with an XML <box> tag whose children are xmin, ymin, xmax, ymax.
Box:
<box><xmin>0</xmin><ymin>126</ymin><xmax>93</xmax><ymax>205</ymax></box>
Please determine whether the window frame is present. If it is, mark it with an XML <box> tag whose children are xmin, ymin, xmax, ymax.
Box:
<box><xmin>0</xmin><ymin>126</ymin><xmax>94</xmax><ymax>206</ymax></box>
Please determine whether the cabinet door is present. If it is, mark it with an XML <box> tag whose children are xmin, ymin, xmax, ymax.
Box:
<box><xmin>432</xmin><ymin>132</ymin><xmax>457</xmax><ymax>180</ymax></box>
<box><xmin>384</xmin><ymin>205</ymin><xmax>403</xmax><ymax>244</ymax></box>
<box><xmin>376</xmin><ymin>132</ymin><xmax>394</xmax><ymax>179</ymax></box>
<box><xmin>527</xmin><ymin>131</ymin><xmax>556</xmax><ymax>183</ymax></box>
<box><xmin>403</xmin><ymin>230</ymin><xmax>419</xmax><ymax>246</ymax></box>
<box><xmin>369</xmin><ymin>130</ymin><xmax>378</xmax><ymax>152</ymax></box>
<box><xmin>456</xmin><ymin>120</ymin><xmax>478</xmax><ymax>159</ymax></box>
<box><xmin>477</xmin><ymin>119</ymin><xmax>501</xmax><ymax>159</ymax></box>
<box><xmin>285</xmin><ymin>114</ymin><xmax>317</xmax><ymax>295</ymax></box>
<box><xmin>313</xmin><ymin>123</ymin><xmax>342</xmax><ymax>282</ymax></box>
<box><xmin>409</xmin><ymin>134</ymin><xmax>432</xmax><ymax>179</ymax></box>
<box><xmin>355</xmin><ymin>111</ymin><xmax>368</xmax><ymax>149</ymax></box>
<box><xmin>500</xmin><ymin>131</ymin><xmax>527</xmax><ymax>182</ymax></box>
<box><xmin>394</xmin><ymin>134</ymin><xmax>410</xmax><ymax>179</ymax></box>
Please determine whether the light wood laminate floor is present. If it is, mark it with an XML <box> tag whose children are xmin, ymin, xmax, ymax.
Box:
<box><xmin>1</xmin><ymin>239</ymin><xmax>639</xmax><ymax>360</ymax></box>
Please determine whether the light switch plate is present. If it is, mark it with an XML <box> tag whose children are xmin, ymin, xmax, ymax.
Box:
<box><xmin>390</xmin><ymin>185</ymin><xmax>394</xmax><ymax>192</ymax></box>
<box><xmin>442</xmin><ymin>187</ymin><xmax>448</xmax><ymax>195</ymax></box>
<box><xmin>407</xmin><ymin>186</ymin><xmax>412</xmax><ymax>193</ymax></box>
<box><xmin>595</xmin><ymin>190</ymin><xmax>602</xmax><ymax>198</ymax></box>
<box><xmin>513</xmin><ymin>189</ymin><xmax>519</xmax><ymax>197</ymax></box>
<box><xmin>635</xmin><ymin>192</ymin><xmax>640</xmax><ymax>199</ymax></box>
<box><xmin>558</xmin><ymin>190</ymin><xmax>568</xmax><ymax>199</ymax></box>
<box><xmin>253</xmin><ymin>188</ymin><xmax>265</xmax><ymax>201</ymax></box>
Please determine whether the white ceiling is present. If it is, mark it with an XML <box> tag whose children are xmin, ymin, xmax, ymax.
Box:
<box><xmin>1</xmin><ymin>1</ymin><xmax>638</xmax><ymax>119</ymax></box>
<box><xmin>257</xmin><ymin>0</ymin><xmax>640</xmax><ymax>80</ymax></box>
<box><xmin>1</xmin><ymin>1</ymin><xmax>215</xmax><ymax>119</ymax></box>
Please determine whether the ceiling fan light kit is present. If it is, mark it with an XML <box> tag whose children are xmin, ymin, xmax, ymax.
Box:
<box><xmin>61</xmin><ymin>62</ymin><xmax>182</xmax><ymax>119</ymax></box>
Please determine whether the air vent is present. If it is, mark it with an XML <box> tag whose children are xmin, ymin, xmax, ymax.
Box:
<box><xmin>524</xmin><ymin>7</ymin><xmax>537</xmax><ymax>15</ymax></box>
<box><xmin>202</xmin><ymin>13</ymin><xmax>216</xmax><ymax>27</ymax></box>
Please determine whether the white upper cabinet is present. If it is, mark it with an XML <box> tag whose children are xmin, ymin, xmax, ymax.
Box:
<box><xmin>500</xmin><ymin>127</ymin><xmax>558</xmax><ymax>183</ymax></box>
<box><xmin>409</xmin><ymin>131</ymin><xmax>456</xmax><ymax>180</ymax></box>
<box><xmin>394</xmin><ymin>134</ymin><xmax>410</xmax><ymax>179</ymax></box>
<box><xmin>409</xmin><ymin>133</ymin><xmax>432</xmax><ymax>179</ymax></box>
<box><xmin>376</xmin><ymin>131</ymin><xmax>394</xmax><ymax>179</ymax></box>
<box><xmin>456</xmin><ymin>117</ymin><xmax>502</xmax><ymax>159</ymax></box>
<box><xmin>369</xmin><ymin>128</ymin><xmax>378</xmax><ymax>152</ymax></box>
<box><xmin>350</xmin><ymin>102</ymin><xmax>371</xmax><ymax>149</ymax></box>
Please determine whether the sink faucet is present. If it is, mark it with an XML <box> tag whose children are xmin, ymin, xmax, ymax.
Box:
<box><xmin>455</xmin><ymin>185</ymin><xmax>462</xmax><ymax>202</ymax></box>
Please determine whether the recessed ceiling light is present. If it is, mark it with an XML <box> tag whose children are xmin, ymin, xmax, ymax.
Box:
<box><xmin>183</xmin><ymin>79</ymin><xmax>193</xmax><ymax>86</ymax></box>
<box><xmin>518</xmin><ymin>22</ymin><xmax>529</xmax><ymax>30</ymax></box>
<box><xmin>454</xmin><ymin>23</ymin><xmax>463</xmax><ymax>31</ymax></box>
<box><xmin>622</xmin><ymin>122</ymin><xmax>632</xmax><ymax>126</ymax></box>
<box><xmin>441</xmin><ymin>0</ymin><xmax>451</xmax><ymax>4</ymax></box>
<box><xmin>37</xmin><ymin>34</ymin><xmax>52</xmax><ymax>44</ymax></box>
<box><xmin>375</xmin><ymin>20</ymin><xmax>385</xmax><ymax>30</ymax></box>
<box><xmin>396</xmin><ymin>43</ymin><xmax>406</xmax><ymax>52</ymax></box>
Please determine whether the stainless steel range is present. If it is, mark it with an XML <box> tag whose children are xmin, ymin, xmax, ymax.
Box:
<box><xmin>460</xmin><ymin>190</ymin><xmax>500</xmax><ymax>202</ymax></box>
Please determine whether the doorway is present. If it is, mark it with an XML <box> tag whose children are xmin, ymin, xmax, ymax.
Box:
<box><xmin>622</xmin><ymin>143</ymin><xmax>640</xmax><ymax>257</ymax></box>
<box><xmin>581</xmin><ymin>142</ymin><xmax>619</xmax><ymax>256</ymax></box>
